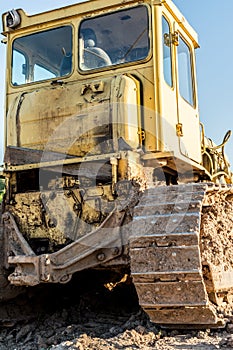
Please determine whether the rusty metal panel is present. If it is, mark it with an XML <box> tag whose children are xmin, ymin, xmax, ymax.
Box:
<box><xmin>15</xmin><ymin>82</ymin><xmax>111</xmax><ymax>155</ymax></box>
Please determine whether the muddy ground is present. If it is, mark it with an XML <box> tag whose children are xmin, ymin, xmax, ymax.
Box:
<box><xmin>1</xmin><ymin>274</ymin><xmax>233</xmax><ymax>350</ymax></box>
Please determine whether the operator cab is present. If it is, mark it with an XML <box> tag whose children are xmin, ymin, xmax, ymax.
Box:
<box><xmin>3</xmin><ymin>0</ymin><xmax>231</xmax><ymax>182</ymax></box>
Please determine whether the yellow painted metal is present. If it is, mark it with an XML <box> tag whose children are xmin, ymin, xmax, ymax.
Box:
<box><xmin>2</xmin><ymin>0</ymin><xmax>232</xmax><ymax>182</ymax></box>
<box><xmin>152</xmin><ymin>0</ymin><xmax>199</xmax><ymax>48</ymax></box>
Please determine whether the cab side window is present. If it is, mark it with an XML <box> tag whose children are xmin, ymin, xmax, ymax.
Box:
<box><xmin>12</xmin><ymin>50</ymin><xmax>27</xmax><ymax>85</ymax></box>
<box><xmin>177</xmin><ymin>36</ymin><xmax>194</xmax><ymax>105</ymax></box>
<box><xmin>162</xmin><ymin>16</ymin><xmax>173</xmax><ymax>87</ymax></box>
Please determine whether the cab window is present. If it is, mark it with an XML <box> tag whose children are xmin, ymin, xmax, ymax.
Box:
<box><xmin>12</xmin><ymin>50</ymin><xmax>27</xmax><ymax>85</ymax></box>
<box><xmin>78</xmin><ymin>5</ymin><xmax>150</xmax><ymax>71</ymax></box>
<box><xmin>162</xmin><ymin>16</ymin><xmax>173</xmax><ymax>87</ymax></box>
<box><xmin>12</xmin><ymin>26</ymin><xmax>72</xmax><ymax>85</ymax></box>
<box><xmin>177</xmin><ymin>36</ymin><xmax>194</xmax><ymax>105</ymax></box>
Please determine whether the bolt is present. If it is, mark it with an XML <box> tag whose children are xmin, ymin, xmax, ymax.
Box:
<box><xmin>60</xmin><ymin>275</ymin><xmax>70</xmax><ymax>283</ymax></box>
<box><xmin>45</xmin><ymin>258</ymin><xmax>50</xmax><ymax>266</ymax></box>
<box><xmin>3</xmin><ymin>213</ymin><xmax>10</xmax><ymax>221</ymax></box>
<box><xmin>50</xmin><ymin>257</ymin><xmax>56</xmax><ymax>264</ymax></box>
<box><xmin>48</xmin><ymin>218</ymin><xmax>57</xmax><ymax>228</ymax></box>
<box><xmin>65</xmin><ymin>190</ymin><xmax>72</xmax><ymax>197</ymax></box>
<box><xmin>113</xmin><ymin>247</ymin><xmax>119</xmax><ymax>255</ymax></box>
<box><xmin>49</xmin><ymin>192</ymin><xmax>56</xmax><ymax>200</ymax></box>
<box><xmin>73</xmin><ymin>203</ymin><xmax>81</xmax><ymax>212</ymax></box>
<box><xmin>97</xmin><ymin>252</ymin><xmax>105</xmax><ymax>261</ymax></box>
<box><xmin>43</xmin><ymin>273</ymin><xmax>50</xmax><ymax>282</ymax></box>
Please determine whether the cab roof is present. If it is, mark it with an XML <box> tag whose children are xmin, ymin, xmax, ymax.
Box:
<box><xmin>2</xmin><ymin>0</ymin><xmax>199</xmax><ymax>47</ymax></box>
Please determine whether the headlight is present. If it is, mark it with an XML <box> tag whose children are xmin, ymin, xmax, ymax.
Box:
<box><xmin>6</xmin><ymin>9</ymin><xmax>21</xmax><ymax>29</ymax></box>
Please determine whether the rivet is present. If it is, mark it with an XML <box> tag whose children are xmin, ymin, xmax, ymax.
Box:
<box><xmin>97</xmin><ymin>253</ymin><xmax>105</xmax><ymax>261</ymax></box>
<box><xmin>113</xmin><ymin>247</ymin><xmax>119</xmax><ymax>255</ymax></box>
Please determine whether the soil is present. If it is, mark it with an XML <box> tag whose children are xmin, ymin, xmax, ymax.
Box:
<box><xmin>201</xmin><ymin>190</ymin><xmax>233</xmax><ymax>268</ymax></box>
<box><xmin>1</xmin><ymin>275</ymin><xmax>233</xmax><ymax>350</ymax></box>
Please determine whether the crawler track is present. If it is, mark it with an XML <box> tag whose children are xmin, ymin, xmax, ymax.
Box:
<box><xmin>130</xmin><ymin>183</ymin><xmax>233</xmax><ymax>328</ymax></box>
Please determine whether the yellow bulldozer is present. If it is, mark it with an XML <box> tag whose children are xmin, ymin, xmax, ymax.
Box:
<box><xmin>0</xmin><ymin>0</ymin><xmax>233</xmax><ymax>327</ymax></box>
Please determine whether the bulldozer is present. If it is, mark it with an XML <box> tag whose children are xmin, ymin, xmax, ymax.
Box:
<box><xmin>0</xmin><ymin>0</ymin><xmax>233</xmax><ymax>327</ymax></box>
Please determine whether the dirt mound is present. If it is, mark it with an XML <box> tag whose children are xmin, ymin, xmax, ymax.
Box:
<box><xmin>201</xmin><ymin>190</ymin><xmax>233</xmax><ymax>268</ymax></box>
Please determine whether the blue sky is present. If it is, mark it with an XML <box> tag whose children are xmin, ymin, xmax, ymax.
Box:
<box><xmin>0</xmin><ymin>0</ymin><xmax>232</xmax><ymax>169</ymax></box>
<box><xmin>174</xmin><ymin>0</ymin><xmax>233</xmax><ymax>169</ymax></box>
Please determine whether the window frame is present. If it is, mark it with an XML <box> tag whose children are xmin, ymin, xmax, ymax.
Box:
<box><xmin>177</xmin><ymin>33</ymin><xmax>195</xmax><ymax>107</ymax></box>
<box><xmin>11</xmin><ymin>48</ymin><xmax>29</xmax><ymax>86</ymax></box>
<box><xmin>162</xmin><ymin>14</ymin><xmax>173</xmax><ymax>88</ymax></box>
<box><xmin>78</xmin><ymin>4</ymin><xmax>151</xmax><ymax>74</ymax></box>
<box><xmin>10</xmin><ymin>24</ymin><xmax>74</xmax><ymax>88</ymax></box>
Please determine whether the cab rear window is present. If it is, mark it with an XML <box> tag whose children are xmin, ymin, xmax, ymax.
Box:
<box><xmin>78</xmin><ymin>5</ymin><xmax>150</xmax><ymax>71</ymax></box>
<box><xmin>12</xmin><ymin>26</ymin><xmax>72</xmax><ymax>85</ymax></box>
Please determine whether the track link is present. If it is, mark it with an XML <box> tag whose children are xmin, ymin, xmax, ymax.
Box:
<box><xmin>129</xmin><ymin>183</ymin><xmax>233</xmax><ymax>328</ymax></box>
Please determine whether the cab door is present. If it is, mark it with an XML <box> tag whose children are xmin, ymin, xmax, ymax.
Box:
<box><xmin>158</xmin><ymin>11</ymin><xmax>180</xmax><ymax>158</ymax></box>
<box><xmin>174</xmin><ymin>25</ymin><xmax>202</xmax><ymax>163</ymax></box>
